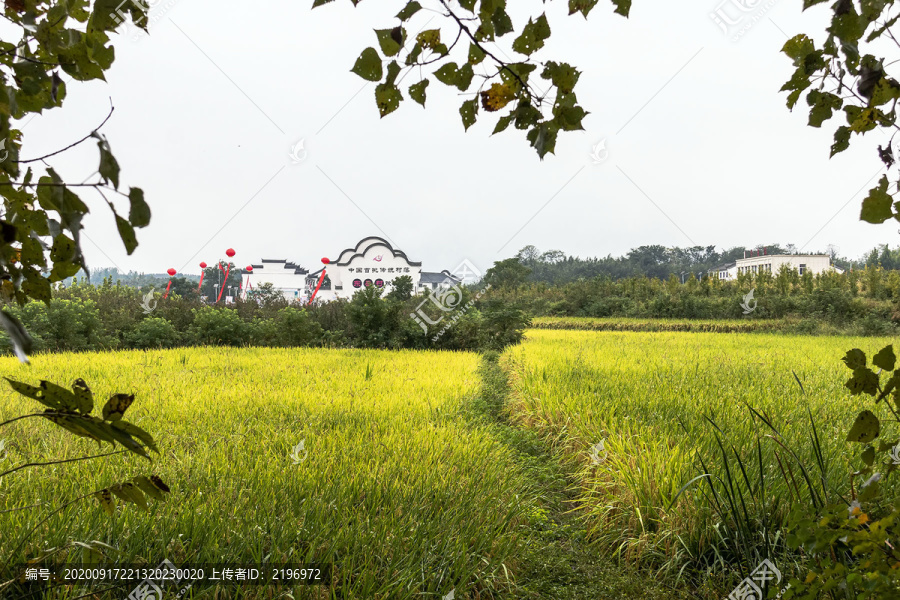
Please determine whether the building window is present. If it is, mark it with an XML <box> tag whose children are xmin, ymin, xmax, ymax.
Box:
<box><xmin>799</xmin><ymin>264</ymin><xmax>806</xmax><ymax>275</ymax></box>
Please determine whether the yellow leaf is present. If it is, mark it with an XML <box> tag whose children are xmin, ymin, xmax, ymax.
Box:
<box><xmin>480</xmin><ymin>83</ymin><xmax>516</xmax><ymax>112</ymax></box>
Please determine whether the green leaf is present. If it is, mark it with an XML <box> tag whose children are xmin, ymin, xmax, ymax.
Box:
<box><xmin>94</xmin><ymin>489</ymin><xmax>115</xmax><ymax>516</ymax></box>
<box><xmin>469</xmin><ymin>43</ymin><xmax>486</xmax><ymax>65</ymax></box>
<box><xmin>806</xmin><ymin>89</ymin><xmax>842</xmax><ymax>127</ymax></box>
<box><xmin>454</xmin><ymin>63</ymin><xmax>474</xmax><ymax>91</ymax></box>
<box><xmin>50</xmin><ymin>234</ymin><xmax>76</xmax><ymax>263</ymax></box>
<box><xmin>375</xmin><ymin>83</ymin><xmax>403</xmax><ymax>117</ymax></box>
<box><xmin>351</xmin><ymin>47</ymin><xmax>383</xmax><ymax>82</ymax></box>
<box><xmin>115</xmin><ymin>214</ymin><xmax>138</xmax><ymax>254</ymax></box>
<box><xmin>384</xmin><ymin>61</ymin><xmax>401</xmax><ymax>86</ymax></box>
<box><xmin>847</xmin><ymin>410</ymin><xmax>881</xmax><ymax>443</ymax></box>
<box><xmin>6</xmin><ymin>377</ymin><xmax>60</xmax><ymax>409</ymax></box>
<box><xmin>460</xmin><ymin>98</ymin><xmax>478</xmax><ymax>131</ymax></box>
<box><xmin>405</xmin><ymin>43</ymin><xmax>422</xmax><ymax>65</ymax></box>
<box><xmin>782</xmin><ymin>34</ymin><xmax>817</xmax><ymax>63</ymax></box>
<box><xmin>133</xmin><ymin>475</ymin><xmax>167</xmax><ymax>501</ymax></box>
<box><xmin>862</xmin><ymin>445</ymin><xmax>876</xmax><ymax>466</ymax></box>
<box><xmin>568</xmin><ymin>0</ymin><xmax>600</xmax><ymax>18</ymax></box>
<box><xmin>846</xmin><ymin>367</ymin><xmax>879</xmax><ymax>395</ymax></box>
<box><xmin>610</xmin><ymin>0</ymin><xmax>631</xmax><ymax>16</ymax></box>
<box><xmin>409</xmin><ymin>79</ymin><xmax>429</xmax><ymax>106</ymax></box>
<box><xmin>541</xmin><ymin>61</ymin><xmax>580</xmax><ymax>94</ymax></box>
<box><xmin>396</xmin><ymin>1</ymin><xmax>422</xmax><ymax>20</ymax></box>
<box><xmin>870</xmin><ymin>76</ymin><xmax>900</xmax><ymax>106</ymax></box>
<box><xmin>71</xmin><ymin>379</ymin><xmax>94</xmax><ymax>414</ymax></box>
<box><xmin>492</xmin><ymin>114</ymin><xmax>513</xmax><ymax>135</ymax></box>
<box><xmin>102</xmin><ymin>393</ymin><xmax>134</xmax><ymax>421</ymax></box>
<box><xmin>109</xmin><ymin>482</ymin><xmax>148</xmax><ymax>511</ymax></box>
<box><xmin>22</xmin><ymin>269</ymin><xmax>51</xmax><ymax>304</ymax></box>
<box><xmin>93</xmin><ymin>133</ymin><xmax>119</xmax><ymax>190</ymax></box>
<box><xmin>831</xmin><ymin>126</ymin><xmax>851</xmax><ymax>156</ymax></box>
<box><xmin>527</xmin><ymin>122</ymin><xmax>559</xmax><ymax>159</ymax></box>
<box><xmin>416</xmin><ymin>29</ymin><xmax>441</xmax><ymax>50</ymax></box>
<box><xmin>434</xmin><ymin>62</ymin><xmax>459</xmax><ymax>86</ymax></box>
<box><xmin>491</xmin><ymin>7</ymin><xmax>514</xmax><ymax>36</ymax></box>
<box><xmin>128</xmin><ymin>188</ymin><xmax>150</xmax><ymax>228</ymax></box>
<box><xmin>874</xmin><ymin>345</ymin><xmax>896</xmax><ymax>372</ymax></box>
<box><xmin>112</xmin><ymin>420</ymin><xmax>158</xmax><ymax>454</ymax></box>
<box><xmin>376</xmin><ymin>27</ymin><xmax>404</xmax><ymax>57</ymax></box>
<box><xmin>44</xmin><ymin>413</ymin><xmax>100</xmax><ymax>443</ymax></box>
<box><xmin>512</xmin><ymin>14</ymin><xmax>551</xmax><ymax>56</ymax></box>
<box><xmin>843</xmin><ymin>348</ymin><xmax>862</xmax><ymax>377</ymax></box>
<box><xmin>104</xmin><ymin>423</ymin><xmax>150</xmax><ymax>458</ymax></box>
<box><xmin>513</xmin><ymin>99</ymin><xmax>542</xmax><ymax>130</ymax></box>
<box><xmin>39</xmin><ymin>380</ymin><xmax>80</xmax><ymax>412</ymax></box>
<box><xmin>860</xmin><ymin>175</ymin><xmax>892</xmax><ymax>224</ymax></box>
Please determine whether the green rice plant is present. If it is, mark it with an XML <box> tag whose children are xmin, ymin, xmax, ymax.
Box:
<box><xmin>530</xmin><ymin>316</ymin><xmax>795</xmax><ymax>334</ymax></box>
<box><xmin>0</xmin><ymin>347</ymin><xmax>535</xmax><ymax>599</ymax></box>
<box><xmin>502</xmin><ymin>329</ymin><xmax>898</xmax><ymax>586</ymax></box>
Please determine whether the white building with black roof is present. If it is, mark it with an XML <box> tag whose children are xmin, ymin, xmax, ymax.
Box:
<box><xmin>246</xmin><ymin>236</ymin><xmax>463</xmax><ymax>303</ymax></box>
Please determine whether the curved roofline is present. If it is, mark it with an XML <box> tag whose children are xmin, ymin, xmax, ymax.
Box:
<box><xmin>329</xmin><ymin>236</ymin><xmax>422</xmax><ymax>267</ymax></box>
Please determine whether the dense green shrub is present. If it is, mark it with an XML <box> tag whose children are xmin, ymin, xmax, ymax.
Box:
<box><xmin>188</xmin><ymin>307</ymin><xmax>250</xmax><ymax>346</ymax></box>
<box><xmin>124</xmin><ymin>317</ymin><xmax>181</xmax><ymax>349</ymax></box>
<box><xmin>7</xmin><ymin>298</ymin><xmax>107</xmax><ymax>352</ymax></box>
<box><xmin>273</xmin><ymin>307</ymin><xmax>324</xmax><ymax>347</ymax></box>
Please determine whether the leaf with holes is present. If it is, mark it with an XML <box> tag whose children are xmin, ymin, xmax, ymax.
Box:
<box><xmin>847</xmin><ymin>410</ymin><xmax>881</xmax><ymax>443</ymax></box>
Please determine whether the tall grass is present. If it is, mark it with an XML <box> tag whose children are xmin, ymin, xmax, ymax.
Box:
<box><xmin>0</xmin><ymin>347</ymin><xmax>534</xmax><ymax>599</ymax></box>
<box><xmin>502</xmin><ymin>329</ymin><xmax>896</xmax><ymax>585</ymax></box>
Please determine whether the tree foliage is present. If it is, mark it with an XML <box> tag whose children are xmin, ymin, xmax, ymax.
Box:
<box><xmin>315</xmin><ymin>0</ymin><xmax>630</xmax><ymax>158</ymax></box>
<box><xmin>0</xmin><ymin>0</ymin><xmax>152</xmax><ymax>360</ymax></box>
<box><xmin>781</xmin><ymin>0</ymin><xmax>900</xmax><ymax>223</ymax></box>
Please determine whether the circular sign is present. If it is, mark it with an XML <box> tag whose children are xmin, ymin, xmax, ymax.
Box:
<box><xmin>352</xmin><ymin>279</ymin><xmax>362</xmax><ymax>288</ymax></box>
<box><xmin>364</xmin><ymin>279</ymin><xmax>373</xmax><ymax>287</ymax></box>
<box><xmin>375</xmin><ymin>279</ymin><xmax>384</xmax><ymax>288</ymax></box>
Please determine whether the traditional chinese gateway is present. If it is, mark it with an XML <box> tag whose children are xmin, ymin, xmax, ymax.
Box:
<box><xmin>244</xmin><ymin>236</ymin><xmax>461</xmax><ymax>303</ymax></box>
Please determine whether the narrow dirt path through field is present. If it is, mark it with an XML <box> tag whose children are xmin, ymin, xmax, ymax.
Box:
<box><xmin>471</xmin><ymin>352</ymin><xmax>694</xmax><ymax>600</ymax></box>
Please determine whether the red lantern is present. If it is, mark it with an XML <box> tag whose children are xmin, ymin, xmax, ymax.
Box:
<box><xmin>164</xmin><ymin>268</ymin><xmax>176</xmax><ymax>298</ymax></box>
<box><xmin>321</xmin><ymin>257</ymin><xmax>330</xmax><ymax>265</ymax></box>
<box><xmin>198</xmin><ymin>262</ymin><xmax>207</xmax><ymax>291</ymax></box>
<box><xmin>226</xmin><ymin>248</ymin><xmax>236</xmax><ymax>257</ymax></box>
<box><xmin>246</xmin><ymin>265</ymin><xmax>254</xmax><ymax>272</ymax></box>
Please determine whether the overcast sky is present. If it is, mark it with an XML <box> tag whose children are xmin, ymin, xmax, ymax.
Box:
<box><xmin>19</xmin><ymin>0</ymin><xmax>896</xmax><ymax>277</ymax></box>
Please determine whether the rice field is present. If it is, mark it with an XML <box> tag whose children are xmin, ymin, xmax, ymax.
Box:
<box><xmin>503</xmin><ymin>329</ymin><xmax>897</xmax><ymax>580</ymax></box>
<box><xmin>531</xmin><ymin>316</ymin><xmax>794</xmax><ymax>333</ymax></box>
<box><xmin>2</xmin><ymin>328</ymin><xmax>885</xmax><ymax>597</ymax></box>
<box><xmin>0</xmin><ymin>347</ymin><xmax>533</xmax><ymax>599</ymax></box>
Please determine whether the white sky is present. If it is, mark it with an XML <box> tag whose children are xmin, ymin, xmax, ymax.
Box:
<box><xmin>18</xmin><ymin>0</ymin><xmax>898</xmax><ymax>277</ymax></box>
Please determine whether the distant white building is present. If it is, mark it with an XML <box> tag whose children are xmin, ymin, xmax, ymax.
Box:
<box><xmin>245</xmin><ymin>236</ymin><xmax>462</xmax><ymax>303</ymax></box>
<box><xmin>710</xmin><ymin>251</ymin><xmax>843</xmax><ymax>281</ymax></box>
